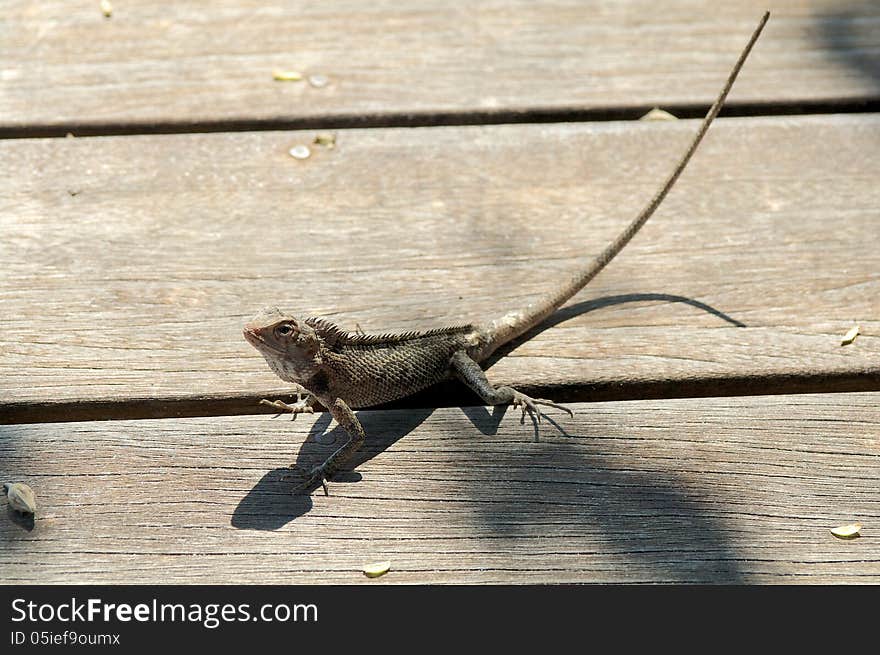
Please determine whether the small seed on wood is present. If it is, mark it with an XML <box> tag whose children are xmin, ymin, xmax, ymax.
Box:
<box><xmin>640</xmin><ymin>107</ymin><xmax>677</xmax><ymax>121</ymax></box>
<box><xmin>840</xmin><ymin>325</ymin><xmax>859</xmax><ymax>346</ymax></box>
<box><xmin>289</xmin><ymin>145</ymin><xmax>311</xmax><ymax>160</ymax></box>
<box><xmin>830</xmin><ymin>523</ymin><xmax>861</xmax><ymax>539</ymax></box>
<box><xmin>313</xmin><ymin>133</ymin><xmax>336</xmax><ymax>148</ymax></box>
<box><xmin>273</xmin><ymin>70</ymin><xmax>303</xmax><ymax>82</ymax></box>
<box><xmin>362</xmin><ymin>561</ymin><xmax>391</xmax><ymax>578</ymax></box>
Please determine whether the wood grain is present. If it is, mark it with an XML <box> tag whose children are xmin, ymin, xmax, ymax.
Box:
<box><xmin>2</xmin><ymin>1</ymin><xmax>879</xmax><ymax>132</ymax></box>
<box><xmin>1</xmin><ymin>114</ymin><xmax>878</xmax><ymax>420</ymax></box>
<box><xmin>1</xmin><ymin>393</ymin><xmax>878</xmax><ymax>583</ymax></box>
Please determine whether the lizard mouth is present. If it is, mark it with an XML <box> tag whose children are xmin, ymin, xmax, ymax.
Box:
<box><xmin>243</xmin><ymin>326</ymin><xmax>286</xmax><ymax>355</ymax></box>
<box><xmin>242</xmin><ymin>326</ymin><xmax>262</xmax><ymax>345</ymax></box>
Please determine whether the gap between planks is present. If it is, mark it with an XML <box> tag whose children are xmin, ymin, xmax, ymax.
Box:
<box><xmin>4</xmin><ymin>370</ymin><xmax>880</xmax><ymax>426</ymax></box>
<box><xmin>3</xmin><ymin>98</ymin><xmax>880</xmax><ymax>140</ymax></box>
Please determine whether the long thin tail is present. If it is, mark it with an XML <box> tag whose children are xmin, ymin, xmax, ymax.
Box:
<box><xmin>479</xmin><ymin>11</ymin><xmax>770</xmax><ymax>358</ymax></box>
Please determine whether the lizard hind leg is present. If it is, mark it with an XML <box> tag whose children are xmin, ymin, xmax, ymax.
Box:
<box><xmin>450</xmin><ymin>351</ymin><xmax>573</xmax><ymax>425</ymax></box>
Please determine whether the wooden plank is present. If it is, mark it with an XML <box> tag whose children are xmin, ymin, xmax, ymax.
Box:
<box><xmin>1</xmin><ymin>393</ymin><xmax>878</xmax><ymax>583</ymax></box>
<box><xmin>1</xmin><ymin>114</ymin><xmax>878</xmax><ymax>420</ymax></box>
<box><xmin>2</xmin><ymin>1</ymin><xmax>879</xmax><ymax>132</ymax></box>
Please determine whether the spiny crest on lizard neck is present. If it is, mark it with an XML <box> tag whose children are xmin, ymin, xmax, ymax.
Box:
<box><xmin>303</xmin><ymin>317</ymin><xmax>476</xmax><ymax>349</ymax></box>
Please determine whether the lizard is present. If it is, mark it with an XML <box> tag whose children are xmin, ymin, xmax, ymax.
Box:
<box><xmin>243</xmin><ymin>12</ymin><xmax>770</xmax><ymax>495</ymax></box>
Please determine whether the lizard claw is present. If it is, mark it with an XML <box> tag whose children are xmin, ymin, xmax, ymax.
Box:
<box><xmin>511</xmin><ymin>391</ymin><xmax>573</xmax><ymax>424</ymax></box>
<box><xmin>260</xmin><ymin>394</ymin><xmax>315</xmax><ymax>421</ymax></box>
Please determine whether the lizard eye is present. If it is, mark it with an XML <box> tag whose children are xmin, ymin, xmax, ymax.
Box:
<box><xmin>275</xmin><ymin>324</ymin><xmax>293</xmax><ymax>337</ymax></box>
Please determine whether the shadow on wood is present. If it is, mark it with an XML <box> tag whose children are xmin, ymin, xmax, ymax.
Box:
<box><xmin>6</xmin><ymin>506</ymin><xmax>34</xmax><ymax>533</ymax></box>
<box><xmin>231</xmin><ymin>404</ymin><xmax>551</xmax><ymax>528</ymax></box>
<box><xmin>486</xmin><ymin>292</ymin><xmax>747</xmax><ymax>368</ymax></box>
<box><xmin>231</xmin><ymin>408</ymin><xmax>435</xmax><ymax>528</ymax></box>
<box><xmin>466</xmin><ymin>438</ymin><xmax>747</xmax><ymax>584</ymax></box>
<box><xmin>819</xmin><ymin>2</ymin><xmax>880</xmax><ymax>92</ymax></box>
<box><xmin>230</xmin><ymin>403</ymin><xmax>745</xmax><ymax>582</ymax></box>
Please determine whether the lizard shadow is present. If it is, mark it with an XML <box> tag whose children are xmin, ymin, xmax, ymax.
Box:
<box><xmin>233</xmin><ymin>292</ymin><xmax>744</xmax><ymax>532</ymax></box>
<box><xmin>231</xmin><ymin>404</ymin><xmax>518</xmax><ymax>530</ymax></box>
<box><xmin>463</xmin><ymin>293</ymin><xmax>747</xmax><ymax>580</ymax></box>
<box><xmin>233</xmin><ymin>408</ymin><xmax>747</xmax><ymax>581</ymax></box>
<box><xmin>231</xmin><ymin>408</ymin><xmax>435</xmax><ymax>529</ymax></box>
<box><xmin>484</xmin><ymin>292</ymin><xmax>745</xmax><ymax>367</ymax></box>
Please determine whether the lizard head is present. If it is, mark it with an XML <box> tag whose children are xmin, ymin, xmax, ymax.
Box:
<box><xmin>243</xmin><ymin>307</ymin><xmax>323</xmax><ymax>383</ymax></box>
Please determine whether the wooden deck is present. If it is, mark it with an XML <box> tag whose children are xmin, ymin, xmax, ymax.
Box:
<box><xmin>2</xmin><ymin>1</ymin><xmax>878</xmax><ymax>584</ymax></box>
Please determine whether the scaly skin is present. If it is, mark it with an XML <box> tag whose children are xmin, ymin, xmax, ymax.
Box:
<box><xmin>244</xmin><ymin>13</ymin><xmax>770</xmax><ymax>494</ymax></box>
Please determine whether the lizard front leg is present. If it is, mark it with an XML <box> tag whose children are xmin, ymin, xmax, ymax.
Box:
<box><xmin>450</xmin><ymin>351</ymin><xmax>572</xmax><ymax>424</ymax></box>
<box><xmin>286</xmin><ymin>397</ymin><xmax>365</xmax><ymax>495</ymax></box>
<box><xmin>260</xmin><ymin>391</ymin><xmax>318</xmax><ymax>420</ymax></box>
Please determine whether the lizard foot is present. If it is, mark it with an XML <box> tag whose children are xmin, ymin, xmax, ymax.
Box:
<box><xmin>511</xmin><ymin>390</ymin><xmax>573</xmax><ymax>425</ymax></box>
<box><xmin>280</xmin><ymin>464</ymin><xmax>330</xmax><ymax>496</ymax></box>
<box><xmin>260</xmin><ymin>394</ymin><xmax>315</xmax><ymax>421</ymax></box>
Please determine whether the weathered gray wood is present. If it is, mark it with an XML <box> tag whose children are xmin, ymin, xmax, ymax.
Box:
<box><xmin>1</xmin><ymin>1</ymin><xmax>878</xmax><ymax>131</ymax></box>
<box><xmin>1</xmin><ymin>114</ymin><xmax>878</xmax><ymax>419</ymax></box>
<box><xmin>1</xmin><ymin>393</ymin><xmax>878</xmax><ymax>583</ymax></box>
